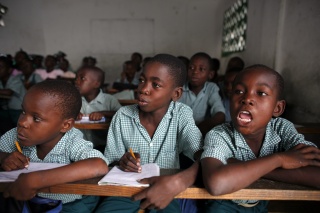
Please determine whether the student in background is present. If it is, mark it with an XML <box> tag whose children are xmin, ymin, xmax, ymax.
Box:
<box><xmin>31</xmin><ymin>54</ymin><xmax>44</xmax><ymax>69</ymax></box>
<box><xmin>211</xmin><ymin>58</ymin><xmax>220</xmax><ymax>83</ymax></box>
<box><xmin>226</xmin><ymin>56</ymin><xmax>245</xmax><ymax>72</ymax></box>
<box><xmin>116</xmin><ymin>60</ymin><xmax>139</xmax><ymax>86</ymax></box>
<box><xmin>0</xmin><ymin>80</ymin><xmax>108</xmax><ymax>212</ymax></box>
<box><xmin>19</xmin><ymin>59</ymin><xmax>43</xmax><ymax>90</ymax></box>
<box><xmin>219</xmin><ymin>67</ymin><xmax>243</xmax><ymax>122</ymax></box>
<box><xmin>178</xmin><ymin>52</ymin><xmax>225</xmax><ymax>136</ymax></box>
<box><xmin>59</xmin><ymin>58</ymin><xmax>76</xmax><ymax>79</ymax></box>
<box><xmin>35</xmin><ymin>55</ymin><xmax>64</xmax><ymax>80</ymax></box>
<box><xmin>95</xmin><ymin>54</ymin><xmax>203</xmax><ymax>213</ymax></box>
<box><xmin>81</xmin><ymin>56</ymin><xmax>97</xmax><ymax>67</ymax></box>
<box><xmin>75</xmin><ymin>66</ymin><xmax>121</xmax><ymax>150</ymax></box>
<box><xmin>12</xmin><ymin>49</ymin><xmax>29</xmax><ymax>76</ymax></box>
<box><xmin>0</xmin><ymin>55</ymin><xmax>26</xmax><ymax>133</ymax></box>
<box><xmin>201</xmin><ymin>65</ymin><xmax>320</xmax><ymax>212</ymax></box>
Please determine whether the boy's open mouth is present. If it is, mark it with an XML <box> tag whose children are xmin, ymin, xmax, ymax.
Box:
<box><xmin>237</xmin><ymin>111</ymin><xmax>252</xmax><ymax>123</ymax></box>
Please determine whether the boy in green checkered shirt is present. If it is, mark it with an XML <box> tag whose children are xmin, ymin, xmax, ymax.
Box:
<box><xmin>0</xmin><ymin>80</ymin><xmax>109</xmax><ymax>212</ymax></box>
<box><xmin>201</xmin><ymin>64</ymin><xmax>320</xmax><ymax>212</ymax></box>
<box><xmin>95</xmin><ymin>54</ymin><xmax>203</xmax><ymax>213</ymax></box>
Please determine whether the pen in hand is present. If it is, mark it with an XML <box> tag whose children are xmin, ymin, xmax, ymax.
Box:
<box><xmin>15</xmin><ymin>141</ymin><xmax>29</xmax><ymax>170</ymax></box>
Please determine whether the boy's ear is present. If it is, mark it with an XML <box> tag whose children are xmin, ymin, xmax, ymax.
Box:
<box><xmin>273</xmin><ymin>100</ymin><xmax>286</xmax><ymax>117</ymax></box>
<box><xmin>60</xmin><ymin>118</ymin><xmax>75</xmax><ymax>133</ymax></box>
<box><xmin>171</xmin><ymin>87</ymin><xmax>183</xmax><ymax>101</ymax></box>
<box><xmin>208</xmin><ymin>70</ymin><xmax>215</xmax><ymax>80</ymax></box>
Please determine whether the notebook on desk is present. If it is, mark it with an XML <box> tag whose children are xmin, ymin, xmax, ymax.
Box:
<box><xmin>0</xmin><ymin>162</ymin><xmax>66</xmax><ymax>182</ymax></box>
<box><xmin>98</xmin><ymin>163</ymin><xmax>160</xmax><ymax>187</ymax></box>
<box><xmin>75</xmin><ymin>116</ymin><xmax>106</xmax><ymax>124</ymax></box>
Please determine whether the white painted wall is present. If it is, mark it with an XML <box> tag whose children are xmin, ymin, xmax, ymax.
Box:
<box><xmin>0</xmin><ymin>0</ymin><xmax>319</xmax><ymax>122</ymax></box>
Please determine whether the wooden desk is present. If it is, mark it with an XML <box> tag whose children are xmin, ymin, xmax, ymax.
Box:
<box><xmin>1</xmin><ymin>170</ymin><xmax>319</xmax><ymax>201</ymax></box>
<box><xmin>74</xmin><ymin>122</ymin><xmax>110</xmax><ymax>130</ymax></box>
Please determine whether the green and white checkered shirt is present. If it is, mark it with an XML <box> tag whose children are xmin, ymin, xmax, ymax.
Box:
<box><xmin>201</xmin><ymin>117</ymin><xmax>316</xmax><ymax>204</ymax></box>
<box><xmin>0</xmin><ymin>127</ymin><xmax>107</xmax><ymax>204</ymax></box>
<box><xmin>104</xmin><ymin>101</ymin><xmax>203</xmax><ymax>168</ymax></box>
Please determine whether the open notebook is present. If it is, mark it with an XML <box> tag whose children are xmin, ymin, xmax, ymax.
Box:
<box><xmin>98</xmin><ymin>163</ymin><xmax>160</xmax><ymax>187</ymax></box>
<box><xmin>0</xmin><ymin>162</ymin><xmax>66</xmax><ymax>182</ymax></box>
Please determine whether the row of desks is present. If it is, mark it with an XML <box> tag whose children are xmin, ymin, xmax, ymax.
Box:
<box><xmin>1</xmin><ymin>169</ymin><xmax>320</xmax><ymax>201</ymax></box>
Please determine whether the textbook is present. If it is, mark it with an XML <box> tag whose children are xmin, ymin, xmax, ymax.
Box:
<box><xmin>75</xmin><ymin>116</ymin><xmax>106</xmax><ymax>123</ymax></box>
<box><xmin>0</xmin><ymin>162</ymin><xmax>66</xmax><ymax>182</ymax></box>
<box><xmin>98</xmin><ymin>163</ymin><xmax>160</xmax><ymax>187</ymax></box>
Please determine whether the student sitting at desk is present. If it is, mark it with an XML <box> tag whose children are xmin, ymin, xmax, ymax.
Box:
<box><xmin>201</xmin><ymin>64</ymin><xmax>320</xmax><ymax>212</ymax></box>
<box><xmin>95</xmin><ymin>54</ymin><xmax>203</xmax><ymax>213</ymax></box>
<box><xmin>0</xmin><ymin>55</ymin><xmax>26</xmax><ymax>133</ymax></box>
<box><xmin>75</xmin><ymin>66</ymin><xmax>121</xmax><ymax>149</ymax></box>
<box><xmin>178</xmin><ymin>52</ymin><xmax>225</xmax><ymax>136</ymax></box>
<box><xmin>0</xmin><ymin>80</ymin><xmax>108</xmax><ymax>212</ymax></box>
<box><xmin>19</xmin><ymin>58</ymin><xmax>43</xmax><ymax>90</ymax></box>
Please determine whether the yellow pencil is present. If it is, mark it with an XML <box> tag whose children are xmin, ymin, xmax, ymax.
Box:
<box><xmin>15</xmin><ymin>141</ymin><xmax>29</xmax><ymax>170</ymax></box>
<box><xmin>129</xmin><ymin>148</ymin><xmax>136</xmax><ymax>159</ymax></box>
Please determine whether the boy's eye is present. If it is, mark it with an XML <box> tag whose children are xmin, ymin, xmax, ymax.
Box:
<box><xmin>257</xmin><ymin>91</ymin><xmax>267</xmax><ymax>96</ymax></box>
<box><xmin>33</xmin><ymin>116</ymin><xmax>41</xmax><ymax>122</ymax></box>
<box><xmin>152</xmin><ymin>82</ymin><xmax>160</xmax><ymax>88</ymax></box>
<box><xmin>234</xmin><ymin>89</ymin><xmax>243</xmax><ymax>94</ymax></box>
<box><xmin>188</xmin><ymin>66</ymin><xmax>195</xmax><ymax>71</ymax></box>
<box><xmin>139</xmin><ymin>78</ymin><xmax>145</xmax><ymax>83</ymax></box>
<box><xmin>22</xmin><ymin>111</ymin><xmax>26</xmax><ymax>115</ymax></box>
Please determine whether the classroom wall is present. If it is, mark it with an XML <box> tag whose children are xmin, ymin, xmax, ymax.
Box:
<box><xmin>0</xmin><ymin>0</ymin><xmax>319</xmax><ymax>122</ymax></box>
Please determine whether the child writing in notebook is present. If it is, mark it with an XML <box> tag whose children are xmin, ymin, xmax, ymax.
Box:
<box><xmin>75</xmin><ymin>66</ymin><xmax>122</xmax><ymax>149</ymax></box>
<box><xmin>178</xmin><ymin>52</ymin><xmax>225</xmax><ymax>136</ymax></box>
<box><xmin>0</xmin><ymin>80</ymin><xmax>108</xmax><ymax>212</ymax></box>
<box><xmin>95</xmin><ymin>54</ymin><xmax>203</xmax><ymax>213</ymax></box>
<box><xmin>201</xmin><ymin>64</ymin><xmax>320</xmax><ymax>212</ymax></box>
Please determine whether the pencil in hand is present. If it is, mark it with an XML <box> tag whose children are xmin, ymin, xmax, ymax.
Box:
<box><xmin>129</xmin><ymin>148</ymin><xmax>136</xmax><ymax>159</ymax></box>
<box><xmin>15</xmin><ymin>141</ymin><xmax>29</xmax><ymax>170</ymax></box>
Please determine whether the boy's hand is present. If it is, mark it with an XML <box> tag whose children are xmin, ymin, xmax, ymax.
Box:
<box><xmin>132</xmin><ymin>175</ymin><xmax>184</xmax><ymax>210</ymax></box>
<box><xmin>119</xmin><ymin>152</ymin><xmax>141</xmax><ymax>172</ymax></box>
<box><xmin>278</xmin><ymin>144</ymin><xmax>320</xmax><ymax>169</ymax></box>
<box><xmin>3</xmin><ymin>173</ymin><xmax>37</xmax><ymax>200</ymax></box>
<box><xmin>76</xmin><ymin>112</ymin><xmax>83</xmax><ymax>121</ymax></box>
<box><xmin>89</xmin><ymin>112</ymin><xmax>104</xmax><ymax>121</ymax></box>
<box><xmin>1</xmin><ymin>152</ymin><xmax>30</xmax><ymax>171</ymax></box>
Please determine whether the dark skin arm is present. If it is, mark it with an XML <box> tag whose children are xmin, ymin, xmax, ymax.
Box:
<box><xmin>197</xmin><ymin>112</ymin><xmax>225</xmax><ymax>136</ymax></box>
<box><xmin>131</xmin><ymin>150</ymin><xmax>202</xmax><ymax>210</ymax></box>
<box><xmin>3</xmin><ymin>158</ymin><xmax>109</xmax><ymax>200</ymax></box>
<box><xmin>202</xmin><ymin>144</ymin><xmax>320</xmax><ymax>196</ymax></box>
<box><xmin>76</xmin><ymin>111</ymin><xmax>116</xmax><ymax>121</ymax></box>
<box><xmin>0</xmin><ymin>88</ymin><xmax>14</xmax><ymax>96</ymax></box>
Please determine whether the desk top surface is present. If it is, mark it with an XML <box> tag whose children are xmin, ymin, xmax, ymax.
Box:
<box><xmin>1</xmin><ymin>169</ymin><xmax>319</xmax><ymax>201</ymax></box>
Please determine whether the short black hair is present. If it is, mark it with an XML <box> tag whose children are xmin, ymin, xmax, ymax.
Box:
<box><xmin>78</xmin><ymin>66</ymin><xmax>105</xmax><ymax>87</ymax></box>
<box><xmin>30</xmin><ymin>80</ymin><xmax>82</xmax><ymax>119</ymax></box>
<box><xmin>0</xmin><ymin>55</ymin><xmax>12</xmax><ymax>68</ymax></box>
<box><xmin>241</xmin><ymin>64</ymin><xmax>285</xmax><ymax>100</ymax></box>
<box><xmin>147</xmin><ymin>54</ymin><xmax>187</xmax><ymax>87</ymax></box>
<box><xmin>190</xmin><ymin>52</ymin><xmax>214</xmax><ymax>71</ymax></box>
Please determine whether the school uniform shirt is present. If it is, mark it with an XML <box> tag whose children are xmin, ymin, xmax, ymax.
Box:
<box><xmin>201</xmin><ymin>117</ymin><xmax>316</xmax><ymax>205</ymax></box>
<box><xmin>35</xmin><ymin>68</ymin><xmax>64</xmax><ymax>80</ymax></box>
<box><xmin>80</xmin><ymin>90</ymin><xmax>122</xmax><ymax>146</ymax></box>
<box><xmin>178</xmin><ymin>81</ymin><xmax>225</xmax><ymax>124</ymax></box>
<box><xmin>0</xmin><ymin>75</ymin><xmax>26</xmax><ymax>110</ymax></box>
<box><xmin>0</xmin><ymin>127</ymin><xmax>107</xmax><ymax>204</ymax></box>
<box><xmin>18</xmin><ymin>72</ymin><xmax>43</xmax><ymax>86</ymax></box>
<box><xmin>104</xmin><ymin>101</ymin><xmax>203</xmax><ymax>168</ymax></box>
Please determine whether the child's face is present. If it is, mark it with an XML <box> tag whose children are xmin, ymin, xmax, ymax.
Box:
<box><xmin>125</xmin><ymin>64</ymin><xmax>136</xmax><ymax>78</ymax></box>
<box><xmin>17</xmin><ymin>89</ymin><xmax>69</xmax><ymax>148</ymax></box>
<box><xmin>230</xmin><ymin>69</ymin><xmax>284</xmax><ymax>137</ymax></box>
<box><xmin>137</xmin><ymin>62</ymin><xmax>181</xmax><ymax>114</ymax></box>
<box><xmin>21</xmin><ymin>61</ymin><xmax>35</xmax><ymax>76</ymax></box>
<box><xmin>45</xmin><ymin>56</ymin><xmax>56</xmax><ymax>69</ymax></box>
<box><xmin>188</xmin><ymin>56</ymin><xmax>213</xmax><ymax>87</ymax></box>
<box><xmin>75</xmin><ymin>69</ymin><xmax>100</xmax><ymax>96</ymax></box>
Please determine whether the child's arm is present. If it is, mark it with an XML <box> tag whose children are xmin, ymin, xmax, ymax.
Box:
<box><xmin>197</xmin><ymin>112</ymin><xmax>225</xmax><ymax>136</ymax></box>
<box><xmin>132</xmin><ymin>159</ymin><xmax>200</xmax><ymax>210</ymax></box>
<box><xmin>89</xmin><ymin>111</ymin><xmax>116</xmax><ymax>120</ymax></box>
<box><xmin>202</xmin><ymin>144</ymin><xmax>320</xmax><ymax>196</ymax></box>
<box><xmin>3</xmin><ymin>158</ymin><xmax>108</xmax><ymax>200</ymax></box>
<box><xmin>0</xmin><ymin>88</ymin><xmax>14</xmax><ymax>96</ymax></box>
